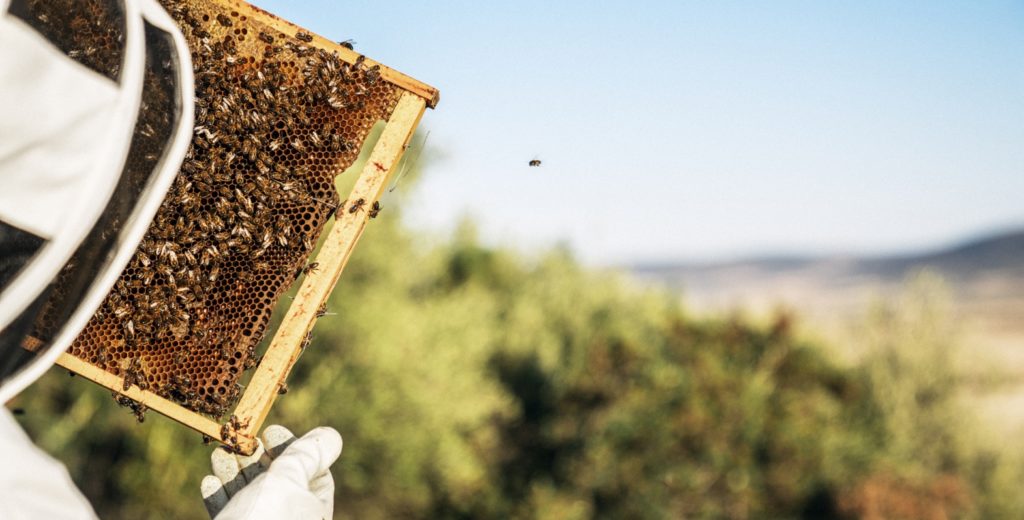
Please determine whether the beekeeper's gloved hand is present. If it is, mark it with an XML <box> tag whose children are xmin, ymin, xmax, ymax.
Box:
<box><xmin>200</xmin><ymin>425</ymin><xmax>342</xmax><ymax>520</ymax></box>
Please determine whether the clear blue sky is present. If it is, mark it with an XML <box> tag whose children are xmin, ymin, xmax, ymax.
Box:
<box><xmin>253</xmin><ymin>0</ymin><xmax>1024</xmax><ymax>264</ymax></box>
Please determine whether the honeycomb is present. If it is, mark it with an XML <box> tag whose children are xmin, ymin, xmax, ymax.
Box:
<box><xmin>31</xmin><ymin>0</ymin><xmax>402</xmax><ymax>419</ymax></box>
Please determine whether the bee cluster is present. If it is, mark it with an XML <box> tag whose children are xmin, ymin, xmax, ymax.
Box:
<box><xmin>39</xmin><ymin>0</ymin><xmax>402</xmax><ymax>419</ymax></box>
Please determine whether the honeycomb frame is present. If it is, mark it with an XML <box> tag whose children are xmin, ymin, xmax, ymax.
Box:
<box><xmin>46</xmin><ymin>0</ymin><xmax>436</xmax><ymax>455</ymax></box>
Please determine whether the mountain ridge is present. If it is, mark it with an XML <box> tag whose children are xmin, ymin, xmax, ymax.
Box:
<box><xmin>632</xmin><ymin>228</ymin><xmax>1024</xmax><ymax>283</ymax></box>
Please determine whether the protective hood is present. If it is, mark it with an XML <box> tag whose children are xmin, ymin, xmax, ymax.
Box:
<box><xmin>0</xmin><ymin>0</ymin><xmax>194</xmax><ymax>402</ymax></box>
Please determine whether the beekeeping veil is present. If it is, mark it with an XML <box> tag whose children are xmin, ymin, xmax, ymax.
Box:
<box><xmin>0</xmin><ymin>0</ymin><xmax>194</xmax><ymax>402</ymax></box>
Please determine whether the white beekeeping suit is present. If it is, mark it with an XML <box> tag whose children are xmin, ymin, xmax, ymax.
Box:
<box><xmin>0</xmin><ymin>1</ymin><xmax>341</xmax><ymax>517</ymax></box>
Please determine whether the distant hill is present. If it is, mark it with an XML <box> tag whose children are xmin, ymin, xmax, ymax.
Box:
<box><xmin>630</xmin><ymin>229</ymin><xmax>1024</xmax><ymax>337</ymax></box>
<box><xmin>634</xmin><ymin>228</ymin><xmax>1024</xmax><ymax>287</ymax></box>
<box><xmin>863</xmin><ymin>229</ymin><xmax>1024</xmax><ymax>278</ymax></box>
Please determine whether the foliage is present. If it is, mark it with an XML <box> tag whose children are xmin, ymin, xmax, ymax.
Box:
<box><xmin>837</xmin><ymin>273</ymin><xmax>1024</xmax><ymax>519</ymax></box>
<box><xmin>11</xmin><ymin>204</ymin><xmax>1024</xmax><ymax>518</ymax></box>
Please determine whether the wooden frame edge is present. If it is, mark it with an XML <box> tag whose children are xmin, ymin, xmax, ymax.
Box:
<box><xmin>229</xmin><ymin>0</ymin><xmax>440</xmax><ymax>108</ymax></box>
<box><xmin>228</xmin><ymin>92</ymin><xmax>427</xmax><ymax>453</ymax></box>
<box><xmin>55</xmin><ymin>353</ymin><xmax>225</xmax><ymax>440</ymax></box>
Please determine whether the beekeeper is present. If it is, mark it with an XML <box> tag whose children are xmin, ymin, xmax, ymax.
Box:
<box><xmin>0</xmin><ymin>0</ymin><xmax>341</xmax><ymax>518</ymax></box>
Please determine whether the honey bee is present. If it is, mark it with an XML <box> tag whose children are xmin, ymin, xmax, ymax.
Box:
<box><xmin>258</xmin><ymin>31</ymin><xmax>274</xmax><ymax>44</ymax></box>
<box><xmin>296</xmin><ymin>31</ymin><xmax>314</xmax><ymax>43</ymax></box>
<box><xmin>348</xmin><ymin>198</ymin><xmax>366</xmax><ymax>213</ymax></box>
<box><xmin>132</xmin><ymin>403</ymin><xmax>148</xmax><ymax>423</ymax></box>
<box><xmin>300</xmin><ymin>330</ymin><xmax>314</xmax><ymax>351</ymax></box>
<box><xmin>278</xmin><ymin>383</ymin><xmax>289</xmax><ymax>395</ymax></box>
<box><xmin>339</xmin><ymin>39</ymin><xmax>355</xmax><ymax>50</ymax></box>
<box><xmin>123</xmin><ymin>358</ymin><xmax>146</xmax><ymax>391</ymax></box>
<box><xmin>220</xmin><ymin>423</ymin><xmax>236</xmax><ymax>446</ymax></box>
<box><xmin>365</xmin><ymin>65</ymin><xmax>381</xmax><ymax>84</ymax></box>
<box><xmin>328</xmin><ymin>134</ymin><xmax>348</xmax><ymax>152</ymax></box>
<box><xmin>300</xmin><ymin>262</ymin><xmax>319</xmax><ymax>276</ymax></box>
<box><xmin>368</xmin><ymin>197</ymin><xmax>385</xmax><ymax>215</ymax></box>
<box><xmin>244</xmin><ymin>353</ymin><xmax>263</xmax><ymax>370</ymax></box>
<box><xmin>210</xmin><ymin>392</ymin><xmax>227</xmax><ymax>407</ymax></box>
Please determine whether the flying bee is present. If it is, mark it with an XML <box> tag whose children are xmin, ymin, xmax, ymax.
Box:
<box><xmin>296</xmin><ymin>31</ymin><xmax>314</xmax><ymax>42</ymax></box>
<box><xmin>368</xmin><ymin>201</ymin><xmax>381</xmax><ymax>219</ymax></box>
<box><xmin>348</xmin><ymin>198</ymin><xmax>366</xmax><ymax>213</ymax></box>
<box><xmin>529</xmin><ymin>158</ymin><xmax>542</xmax><ymax>167</ymax></box>
<box><xmin>339</xmin><ymin>39</ymin><xmax>355</xmax><ymax>50</ymax></box>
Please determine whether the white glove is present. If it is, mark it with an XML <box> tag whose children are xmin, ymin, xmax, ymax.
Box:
<box><xmin>200</xmin><ymin>425</ymin><xmax>342</xmax><ymax>520</ymax></box>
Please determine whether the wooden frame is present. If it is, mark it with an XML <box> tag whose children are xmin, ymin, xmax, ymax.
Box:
<box><xmin>45</xmin><ymin>0</ymin><xmax>437</xmax><ymax>455</ymax></box>
<box><xmin>55</xmin><ymin>92</ymin><xmax>426</xmax><ymax>453</ymax></box>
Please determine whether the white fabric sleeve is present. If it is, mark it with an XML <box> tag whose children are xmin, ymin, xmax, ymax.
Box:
<box><xmin>0</xmin><ymin>408</ymin><xmax>97</xmax><ymax>520</ymax></box>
